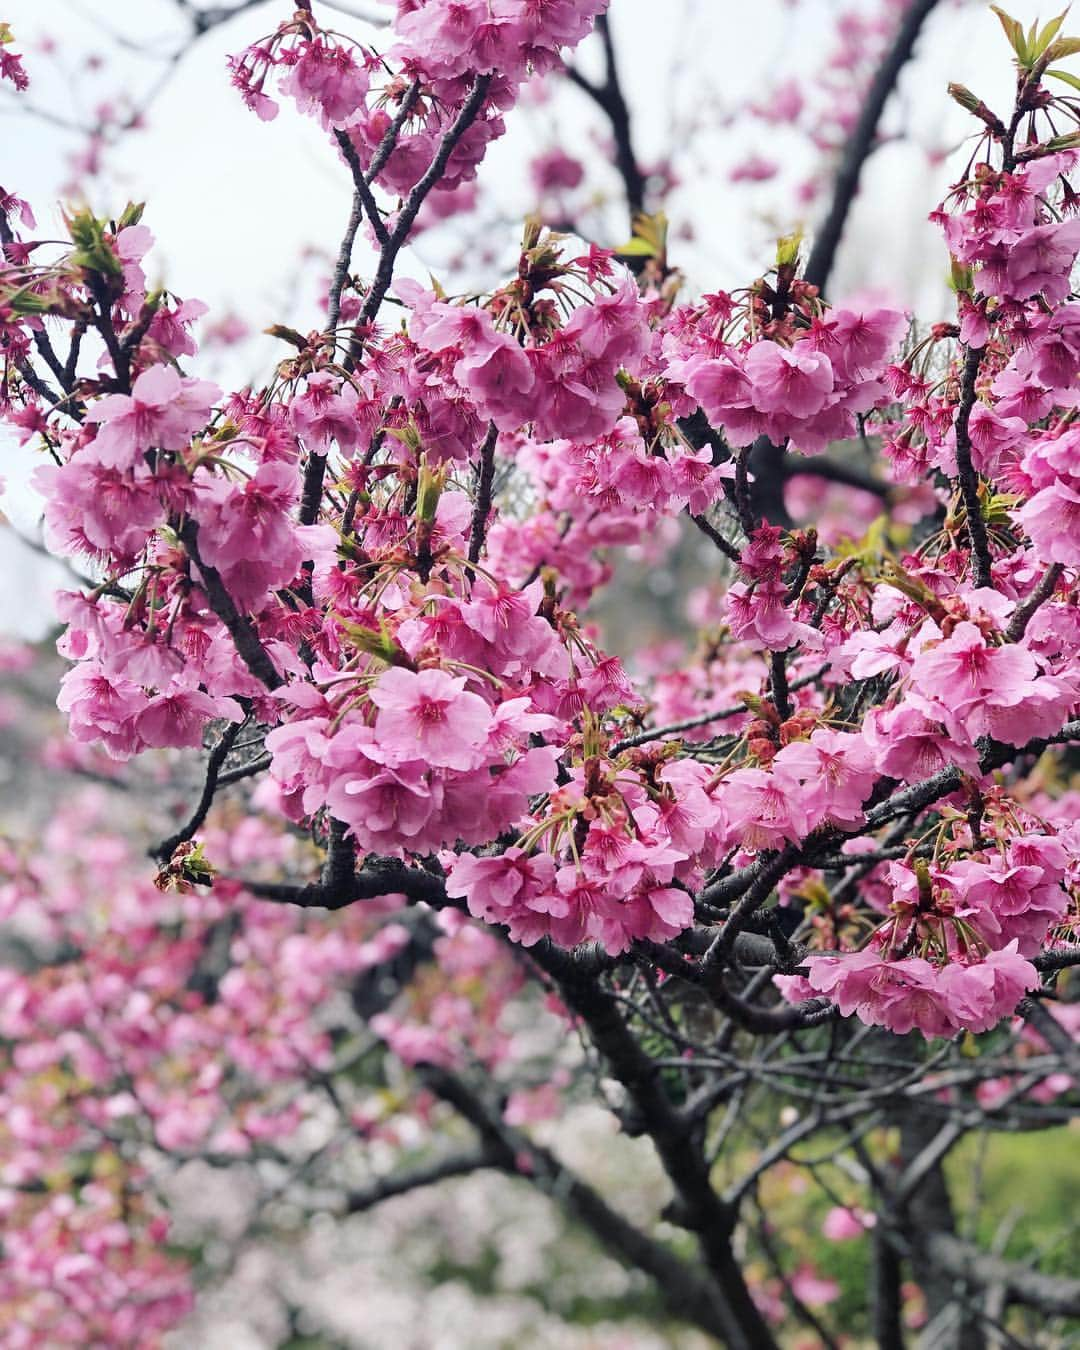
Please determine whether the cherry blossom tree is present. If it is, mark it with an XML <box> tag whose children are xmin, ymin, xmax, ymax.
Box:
<box><xmin>1</xmin><ymin>1</ymin><xmax>1080</xmax><ymax>1345</ymax></box>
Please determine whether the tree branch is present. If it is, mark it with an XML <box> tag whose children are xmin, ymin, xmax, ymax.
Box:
<box><xmin>152</xmin><ymin>717</ymin><xmax>246</xmax><ymax>860</ymax></box>
<box><xmin>782</xmin><ymin>451</ymin><xmax>891</xmax><ymax>499</ymax></box>
<box><xmin>1005</xmin><ymin>563</ymin><xmax>1062</xmax><ymax>642</ymax></box>
<box><xmin>299</xmin><ymin>75</ymin><xmax>492</xmax><ymax>528</ymax></box>
<box><xmin>534</xmin><ymin>955</ymin><xmax>781</xmax><ymax>1350</ymax></box>
<box><xmin>688</xmin><ymin>509</ymin><xmax>742</xmax><ymax>563</ymax></box>
<box><xmin>565</xmin><ymin>14</ymin><xmax>645</xmax><ymax>216</ymax></box>
<box><xmin>180</xmin><ymin>520</ymin><xmax>283</xmax><ymax>690</ymax></box>
<box><xmin>953</xmin><ymin>343</ymin><xmax>995</xmax><ymax>589</ymax></box>
<box><xmin>803</xmin><ymin>0</ymin><xmax>941</xmax><ymax>293</ymax></box>
<box><xmin>343</xmin><ymin>1148</ymin><xmax>498</xmax><ymax>1214</ymax></box>
<box><xmin>467</xmin><ymin>422</ymin><xmax>498</xmax><ymax>570</ymax></box>
<box><xmin>912</xmin><ymin>1231</ymin><xmax>1080</xmax><ymax>1318</ymax></box>
<box><xmin>417</xmin><ymin>1062</ymin><xmax>741</xmax><ymax>1344</ymax></box>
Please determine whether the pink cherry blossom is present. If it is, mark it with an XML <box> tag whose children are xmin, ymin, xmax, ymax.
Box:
<box><xmin>369</xmin><ymin>667</ymin><xmax>492</xmax><ymax>770</ymax></box>
<box><xmin>84</xmin><ymin>365</ymin><xmax>219</xmax><ymax>469</ymax></box>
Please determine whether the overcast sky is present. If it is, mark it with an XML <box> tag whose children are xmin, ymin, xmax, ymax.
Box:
<box><xmin>0</xmin><ymin>0</ymin><xmax>1057</xmax><ymax>635</ymax></box>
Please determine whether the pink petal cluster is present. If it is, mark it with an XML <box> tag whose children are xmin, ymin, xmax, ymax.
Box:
<box><xmin>667</xmin><ymin>305</ymin><xmax>905</xmax><ymax>454</ymax></box>
<box><xmin>789</xmin><ymin>942</ymin><xmax>1038</xmax><ymax>1040</ymax></box>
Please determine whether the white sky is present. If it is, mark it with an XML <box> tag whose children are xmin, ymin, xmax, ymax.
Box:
<box><xmin>0</xmin><ymin>0</ymin><xmax>1060</xmax><ymax>635</ymax></box>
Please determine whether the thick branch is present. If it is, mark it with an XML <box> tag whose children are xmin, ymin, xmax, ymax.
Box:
<box><xmin>467</xmin><ymin>422</ymin><xmax>498</xmax><ymax>569</ymax></box>
<box><xmin>566</xmin><ymin>15</ymin><xmax>645</xmax><ymax>215</ymax></box>
<box><xmin>327</xmin><ymin>142</ymin><xmax>378</xmax><ymax>336</ymax></box>
<box><xmin>1005</xmin><ymin>563</ymin><xmax>1062</xmax><ymax>642</ymax></box>
<box><xmin>535</xmin><ymin>956</ymin><xmax>780</xmax><ymax>1350</ymax></box>
<box><xmin>782</xmin><ymin>451</ymin><xmax>891</xmax><ymax>499</ymax></box>
<box><xmin>244</xmin><ymin>855</ymin><xmax>449</xmax><ymax>911</ymax></box>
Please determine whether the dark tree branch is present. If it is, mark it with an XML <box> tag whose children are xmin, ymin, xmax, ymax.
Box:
<box><xmin>733</xmin><ymin>445</ymin><xmax>756</xmax><ymax>535</ymax></box>
<box><xmin>299</xmin><ymin>75</ymin><xmax>492</xmax><ymax>528</ymax></box>
<box><xmin>782</xmin><ymin>451</ymin><xmax>891</xmax><ymax>499</ymax></box>
<box><xmin>467</xmin><ymin>422</ymin><xmax>498</xmax><ymax>569</ymax></box>
<box><xmin>416</xmin><ymin>1063</ymin><xmax>740</xmax><ymax>1343</ymax></box>
<box><xmin>872</xmin><ymin>1226</ymin><xmax>907</xmax><ymax>1350</ymax></box>
<box><xmin>953</xmin><ymin>344</ymin><xmax>994</xmax><ymax>589</ymax></box>
<box><xmin>364</xmin><ymin>79</ymin><xmax>422</xmax><ymax>184</ymax></box>
<box><xmin>748</xmin><ymin>436</ymin><xmax>792</xmax><ymax>527</ymax></box>
<box><xmin>1005</xmin><ymin>563</ymin><xmax>1062</xmax><ymax>642</ymax></box>
<box><xmin>697</xmin><ymin>721</ymin><xmax>1080</xmax><ymax>936</ymax></box>
<box><xmin>1018</xmin><ymin>997</ymin><xmax>1080</xmax><ymax>1079</ymax></box>
<box><xmin>343</xmin><ymin>1148</ymin><xmax>498</xmax><ymax>1214</ymax></box>
<box><xmin>152</xmin><ymin>717</ymin><xmax>246</xmax><ymax>860</ymax></box>
<box><xmin>751</xmin><ymin>1196</ymin><xmax>843</xmax><ymax>1350</ymax></box>
<box><xmin>565</xmin><ymin>14</ymin><xmax>645</xmax><ymax>216</ymax></box>
<box><xmin>803</xmin><ymin>0</ymin><xmax>942</xmax><ymax>293</ymax></box>
<box><xmin>243</xmin><ymin>855</ymin><xmax>450</xmax><ymax>911</ymax></box>
<box><xmin>534</xmin><ymin>957</ymin><xmax>781</xmax><ymax>1350</ymax></box>
<box><xmin>179</xmin><ymin>520</ymin><xmax>283</xmax><ymax>690</ymax></box>
<box><xmin>327</xmin><ymin>140</ymin><xmax>379</xmax><ymax>336</ymax></box>
<box><xmin>688</xmin><ymin>509</ymin><xmax>742</xmax><ymax>563</ymax></box>
<box><xmin>912</xmin><ymin>1232</ymin><xmax>1080</xmax><ymax>1319</ymax></box>
<box><xmin>769</xmin><ymin>649</ymin><xmax>791</xmax><ymax>721</ymax></box>
<box><xmin>359</xmin><ymin>75</ymin><xmax>492</xmax><ymax>330</ymax></box>
<box><xmin>216</xmin><ymin>751</ymin><xmax>272</xmax><ymax>785</ymax></box>
<box><xmin>1033</xmin><ymin>945</ymin><xmax>1080</xmax><ymax>972</ymax></box>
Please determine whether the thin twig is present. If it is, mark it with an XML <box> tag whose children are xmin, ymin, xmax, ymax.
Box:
<box><xmin>953</xmin><ymin>343</ymin><xmax>994</xmax><ymax>589</ymax></box>
<box><xmin>152</xmin><ymin>718</ymin><xmax>246</xmax><ymax>860</ymax></box>
<box><xmin>467</xmin><ymin>422</ymin><xmax>498</xmax><ymax>571</ymax></box>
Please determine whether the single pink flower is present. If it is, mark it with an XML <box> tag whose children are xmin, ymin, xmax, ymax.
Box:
<box><xmin>370</xmin><ymin>667</ymin><xmax>491</xmax><ymax>770</ymax></box>
<box><xmin>745</xmin><ymin>342</ymin><xmax>834</xmax><ymax>418</ymax></box>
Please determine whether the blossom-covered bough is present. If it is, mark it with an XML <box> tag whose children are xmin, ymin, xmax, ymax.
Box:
<box><xmin>2</xmin><ymin>0</ymin><xmax>1080</xmax><ymax>1344</ymax></box>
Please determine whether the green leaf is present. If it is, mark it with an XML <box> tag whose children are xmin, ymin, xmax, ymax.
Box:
<box><xmin>115</xmin><ymin>201</ymin><xmax>145</xmax><ymax>230</ymax></box>
<box><xmin>948</xmin><ymin>81</ymin><xmax>982</xmax><ymax>113</ymax></box>
<box><xmin>1045</xmin><ymin>34</ymin><xmax>1080</xmax><ymax>59</ymax></box>
<box><xmin>616</xmin><ymin>210</ymin><xmax>669</xmax><ymax>262</ymax></box>
<box><xmin>775</xmin><ymin>229</ymin><xmax>803</xmax><ymax>268</ymax></box>
<box><xmin>1048</xmin><ymin>64</ymin><xmax>1080</xmax><ymax>90</ymax></box>
<box><xmin>1035</xmin><ymin>8</ymin><xmax>1070</xmax><ymax>56</ymax></box>
<box><xmin>64</xmin><ymin>206</ymin><xmax>122</xmax><ymax>278</ymax></box>
<box><xmin>0</xmin><ymin>286</ymin><xmax>51</xmax><ymax>315</ymax></box>
<box><xmin>948</xmin><ymin>257</ymin><xmax>975</xmax><ymax>295</ymax></box>
<box><xmin>415</xmin><ymin>454</ymin><xmax>447</xmax><ymax>523</ymax></box>
<box><xmin>1044</xmin><ymin>129</ymin><xmax>1080</xmax><ymax>150</ymax></box>
<box><xmin>990</xmin><ymin>4</ymin><xmax>1029</xmax><ymax>61</ymax></box>
<box><xmin>613</xmin><ymin>237</ymin><xmax>657</xmax><ymax>258</ymax></box>
<box><xmin>334</xmin><ymin>616</ymin><xmax>409</xmax><ymax>667</ymax></box>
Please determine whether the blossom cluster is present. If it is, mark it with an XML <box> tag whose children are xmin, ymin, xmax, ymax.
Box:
<box><xmin>666</xmin><ymin>290</ymin><xmax>907</xmax><ymax>454</ymax></box>
<box><xmin>227</xmin><ymin>0</ymin><xmax>607</xmax><ymax>215</ymax></box>
<box><xmin>778</xmin><ymin>813</ymin><xmax>1071</xmax><ymax>1039</ymax></box>
<box><xmin>0</xmin><ymin>2</ymin><xmax>1077</xmax><ymax>1070</ymax></box>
